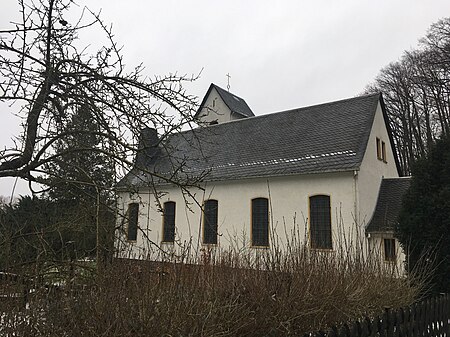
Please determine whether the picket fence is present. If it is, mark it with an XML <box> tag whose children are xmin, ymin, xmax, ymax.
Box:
<box><xmin>307</xmin><ymin>294</ymin><xmax>450</xmax><ymax>337</ymax></box>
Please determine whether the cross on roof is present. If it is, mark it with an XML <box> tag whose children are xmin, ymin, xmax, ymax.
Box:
<box><xmin>226</xmin><ymin>73</ymin><xmax>231</xmax><ymax>91</ymax></box>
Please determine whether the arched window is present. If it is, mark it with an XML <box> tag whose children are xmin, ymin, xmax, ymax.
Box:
<box><xmin>203</xmin><ymin>200</ymin><xmax>218</xmax><ymax>244</ymax></box>
<box><xmin>162</xmin><ymin>201</ymin><xmax>176</xmax><ymax>242</ymax></box>
<box><xmin>309</xmin><ymin>195</ymin><xmax>332</xmax><ymax>249</ymax></box>
<box><xmin>127</xmin><ymin>203</ymin><xmax>139</xmax><ymax>241</ymax></box>
<box><xmin>251</xmin><ymin>198</ymin><xmax>269</xmax><ymax>247</ymax></box>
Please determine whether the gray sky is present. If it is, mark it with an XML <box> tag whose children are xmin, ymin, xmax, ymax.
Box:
<box><xmin>1</xmin><ymin>0</ymin><xmax>450</xmax><ymax>197</ymax></box>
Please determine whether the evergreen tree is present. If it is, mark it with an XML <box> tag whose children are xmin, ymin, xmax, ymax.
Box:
<box><xmin>396</xmin><ymin>135</ymin><xmax>450</xmax><ymax>294</ymax></box>
<box><xmin>0</xmin><ymin>196</ymin><xmax>63</xmax><ymax>270</ymax></box>
<box><xmin>44</xmin><ymin>104</ymin><xmax>115</xmax><ymax>263</ymax></box>
<box><xmin>47</xmin><ymin>104</ymin><xmax>113</xmax><ymax>203</ymax></box>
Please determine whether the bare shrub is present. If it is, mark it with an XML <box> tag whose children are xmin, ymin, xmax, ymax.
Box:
<box><xmin>0</xmin><ymin>239</ymin><xmax>426</xmax><ymax>337</ymax></box>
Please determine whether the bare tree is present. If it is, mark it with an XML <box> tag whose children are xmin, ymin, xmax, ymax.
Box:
<box><xmin>0</xmin><ymin>0</ymin><xmax>198</xmax><ymax>186</ymax></box>
<box><xmin>0</xmin><ymin>0</ymin><xmax>202</xmax><ymax>269</ymax></box>
<box><xmin>366</xmin><ymin>18</ymin><xmax>450</xmax><ymax>175</ymax></box>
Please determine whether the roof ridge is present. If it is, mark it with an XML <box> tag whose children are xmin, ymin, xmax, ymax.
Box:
<box><xmin>188</xmin><ymin>92</ymin><xmax>381</xmax><ymax>133</ymax></box>
<box><xmin>190</xmin><ymin>93</ymin><xmax>378</xmax><ymax>137</ymax></box>
<box><xmin>272</xmin><ymin>92</ymin><xmax>380</xmax><ymax>116</ymax></box>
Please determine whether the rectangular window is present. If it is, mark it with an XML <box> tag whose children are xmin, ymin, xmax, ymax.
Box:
<box><xmin>384</xmin><ymin>238</ymin><xmax>396</xmax><ymax>261</ymax></box>
<box><xmin>162</xmin><ymin>201</ymin><xmax>176</xmax><ymax>242</ymax></box>
<box><xmin>310</xmin><ymin>195</ymin><xmax>332</xmax><ymax>249</ymax></box>
<box><xmin>376</xmin><ymin>138</ymin><xmax>382</xmax><ymax>160</ymax></box>
<box><xmin>203</xmin><ymin>200</ymin><xmax>218</xmax><ymax>244</ymax></box>
<box><xmin>377</xmin><ymin>138</ymin><xmax>387</xmax><ymax>162</ymax></box>
<box><xmin>251</xmin><ymin>198</ymin><xmax>269</xmax><ymax>247</ymax></box>
<box><xmin>127</xmin><ymin>203</ymin><xmax>139</xmax><ymax>241</ymax></box>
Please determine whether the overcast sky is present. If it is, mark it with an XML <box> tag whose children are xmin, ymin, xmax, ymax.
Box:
<box><xmin>1</xmin><ymin>0</ymin><xmax>450</xmax><ymax>197</ymax></box>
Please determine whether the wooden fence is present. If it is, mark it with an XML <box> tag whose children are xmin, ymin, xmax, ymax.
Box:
<box><xmin>308</xmin><ymin>294</ymin><xmax>450</xmax><ymax>337</ymax></box>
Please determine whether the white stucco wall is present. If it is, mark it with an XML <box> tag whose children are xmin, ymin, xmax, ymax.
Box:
<box><xmin>117</xmin><ymin>172</ymin><xmax>364</xmax><ymax>260</ymax></box>
<box><xmin>368</xmin><ymin>235</ymin><xmax>406</xmax><ymax>273</ymax></box>
<box><xmin>356</xmin><ymin>101</ymin><xmax>404</xmax><ymax>269</ymax></box>
<box><xmin>197</xmin><ymin>87</ymin><xmax>243</xmax><ymax>124</ymax></box>
<box><xmin>356</xmin><ymin>102</ymin><xmax>399</xmax><ymax>227</ymax></box>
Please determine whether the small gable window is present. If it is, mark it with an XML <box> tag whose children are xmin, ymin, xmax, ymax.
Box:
<box><xmin>251</xmin><ymin>198</ymin><xmax>269</xmax><ymax>247</ymax></box>
<box><xmin>376</xmin><ymin>138</ymin><xmax>387</xmax><ymax>162</ymax></box>
<box><xmin>384</xmin><ymin>238</ymin><xmax>396</xmax><ymax>261</ymax></box>
<box><xmin>127</xmin><ymin>203</ymin><xmax>139</xmax><ymax>241</ymax></box>
<box><xmin>310</xmin><ymin>195</ymin><xmax>332</xmax><ymax>249</ymax></box>
<box><xmin>203</xmin><ymin>200</ymin><xmax>218</xmax><ymax>244</ymax></box>
<box><xmin>162</xmin><ymin>201</ymin><xmax>176</xmax><ymax>243</ymax></box>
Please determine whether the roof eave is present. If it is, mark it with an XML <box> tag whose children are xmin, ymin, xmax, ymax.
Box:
<box><xmin>122</xmin><ymin>167</ymin><xmax>358</xmax><ymax>190</ymax></box>
<box><xmin>379</xmin><ymin>93</ymin><xmax>403</xmax><ymax>176</ymax></box>
<box><xmin>194</xmin><ymin>83</ymin><xmax>215</xmax><ymax>119</ymax></box>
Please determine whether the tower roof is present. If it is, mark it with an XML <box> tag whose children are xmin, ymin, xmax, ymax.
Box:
<box><xmin>195</xmin><ymin>83</ymin><xmax>254</xmax><ymax>119</ymax></box>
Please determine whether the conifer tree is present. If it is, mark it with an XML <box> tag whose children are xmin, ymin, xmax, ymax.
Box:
<box><xmin>397</xmin><ymin>135</ymin><xmax>450</xmax><ymax>293</ymax></box>
<box><xmin>44</xmin><ymin>104</ymin><xmax>115</xmax><ymax>263</ymax></box>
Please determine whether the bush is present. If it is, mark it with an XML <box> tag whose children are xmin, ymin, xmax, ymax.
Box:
<box><xmin>0</xmin><ymin>245</ymin><xmax>422</xmax><ymax>336</ymax></box>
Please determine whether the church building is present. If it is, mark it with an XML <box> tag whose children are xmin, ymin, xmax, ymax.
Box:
<box><xmin>116</xmin><ymin>83</ymin><xmax>410</xmax><ymax>268</ymax></box>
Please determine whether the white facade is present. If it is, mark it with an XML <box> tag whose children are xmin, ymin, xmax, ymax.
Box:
<box><xmin>118</xmin><ymin>172</ymin><xmax>356</xmax><ymax>258</ymax></box>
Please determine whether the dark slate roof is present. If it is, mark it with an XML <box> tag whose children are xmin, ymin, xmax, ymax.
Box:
<box><xmin>366</xmin><ymin>177</ymin><xmax>411</xmax><ymax>233</ymax></box>
<box><xmin>195</xmin><ymin>83</ymin><xmax>254</xmax><ymax>118</ymax></box>
<box><xmin>119</xmin><ymin>92</ymin><xmax>387</xmax><ymax>187</ymax></box>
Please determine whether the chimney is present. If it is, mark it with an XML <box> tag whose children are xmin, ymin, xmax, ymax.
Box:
<box><xmin>134</xmin><ymin>127</ymin><xmax>159</xmax><ymax>168</ymax></box>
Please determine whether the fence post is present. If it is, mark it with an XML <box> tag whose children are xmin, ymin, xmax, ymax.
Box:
<box><xmin>328</xmin><ymin>325</ymin><xmax>338</xmax><ymax>337</ymax></box>
<box><xmin>360</xmin><ymin>318</ymin><xmax>370</xmax><ymax>337</ymax></box>
<box><xmin>304</xmin><ymin>294</ymin><xmax>450</xmax><ymax>337</ymax></box>
<box><xmin>338</xmin><ymin>323</ymin><xmax>350</xmax><ymax>337</ymax></box>
<box><xmin>385</xmin><ymin>307</ymin><xmax>394</xmax><ymax>337</ymax></box>
<box><xmin>445</xmin><ymin>294</ymin><xmax>450</xmax><ymax>336</ymax></box>
<box><xmin>350</xmin><ymin>321</ymin><xmax>361</xmax><ymax>337</ymax></box>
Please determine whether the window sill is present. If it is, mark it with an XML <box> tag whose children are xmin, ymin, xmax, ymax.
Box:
<box><xmin>251</xmin><ymin>245</ymin><xmax>270</xmax><ymax>249</ymax></box>
<box><xmin>310</xmin><ymin>247</ymin><xmax>334</xmax><ymax>252</ymax></box>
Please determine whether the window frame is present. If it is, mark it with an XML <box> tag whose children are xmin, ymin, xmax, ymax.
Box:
<box><xmin>309</xmin><ymin>194</ymin><xmax>332</xmax><ymax>250</ymax></box>
<box><xmin>376</xmin><ymin>137</ymin><xmax>387</xmax><ymax>163</ymax></box>
<box><xmin>162</xmin><ymin>201</ymin><xmax>176</xmax><ymax>243</ymax></box>
<box><xmin>127</xmin><ymin>202</ymin><xmax>139</xmax><ymax>242</ymax></box>
<box><xmin>383</xmin><ymin>238</ymin><xmax>396</xmax><ymax>262</ymax></box>
<box><xmin>203</xmin><ymin>199</ymin><xmax>219</xmax><ymax>245</ymax></box>
<box><xmin>376</xmin><ymin>137</ymin><xmax>382</xmax><ymax>160</ymax></box>
<box><xmin>251</xmin><ymin>197</ymin><xmax>269</xmax><ymax>247</ymax></box>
